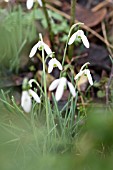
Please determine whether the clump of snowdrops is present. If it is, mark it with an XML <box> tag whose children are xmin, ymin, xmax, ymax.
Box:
<box><xmin>0</xmin><ymin>0</ymin><xmax>94</xmax><ymax>158</ymax></box>
<box><xmin>21</xmin><ymin>22</ymin><xmax>93</xmax><ymax>133</ymax></box>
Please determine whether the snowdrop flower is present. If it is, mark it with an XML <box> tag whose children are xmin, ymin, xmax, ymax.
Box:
<box><xmin>29</xmin><ymin>41</ymin><xmax>53</xmax><ymax>58</ymax></box>
<box><xmin>21</xmin><ymin>91</ymin><xmax>32</xmax><ymax>113</ymax></box>
<box><xmin>48</xmin><ymin>58</ymin><xmax>62</xmax><ymax>73</ymax></box>
<box><xmin>49</xmin><ymin>77</ymin><xmax>76</xmax><ymax>101</ymax></box>
<box><xmin>26</xmin><ymin>0</ymin><xmax>42</xmax><ymax>10</ymax></box>
<box><xmin>68</xmin><ymin>30</ymin><xmax>89</xmax><ymax>48</ymax></box>
<box><xmin>21</xmin><ymin>89</ymin><xmax>41</xmax><ymax>113</ymax></box>
<box><xmin>74</xmin><ymin>63</ymin><xmax>93</xmax><ymax>86</ymax></box>
<box><xmin>21</xmin><ymin>79</ymin><xmax>41</xmax><ymax>113</ymax></box>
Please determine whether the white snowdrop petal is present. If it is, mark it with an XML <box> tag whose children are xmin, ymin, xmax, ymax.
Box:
<box><xmin>60</xmin><ymin>77</ymin><xmax>67</xmax><ymax>86</ymax></box>
<box><xmin>55</xmin><ymin>77</ymin><xmax>67</xmax><ymax>101</ymax></box>
<box><xmin>29</xmin><ymin>42</ymin><xmax>40</xmax><ymax>58</ymax></box>
<box><xmin>29</xmin><ymin>89</ymin><xmax>41</xmax><ymax>103</ymax></box>
<box><xmin>54</xmin><ymin>58</ymin><xmax>62</xmax><ymax>70</ymax></box>
<box><xmin>67</xmin><ymin>81</ymin><xmax>76</xmax><ymax>97</ymax></box>
<box><xmin>37</xmin><ymin>41</ymin><xmax>43</xmax><ymax>49</ymax></box>
<box><xmin>81</xmin><ymin>34</ymin><xmax>90</xmax><ymax>48</ymax></box>
<box><xmin>48</xmin><ymin>58</ymin><xmax>62</xmax><ymax>73</ymax></box>
<box><xmin>68</xmin><ymin>32</ymin><xmax>78</xmax><ymax>45</ymax></box>
<box><xmin>26</xmin><ymin>0</ymin><xmax>34</xmax><ymax>10</ymax></box>
<box><xmin>49</xmin><ymin>79</ymin><xmax>60</xmax><ymax>91</ymax></box>
<box><xmin>77</xmin><ymin>30</ymin><xmax>84</xmax><ymax>36</ymax></box>
<box><xmin>74</xmin><ymin>70</ymin><xmax>84</xmax><ymax>80</ymax></box>
<box><xmin>85</xmin><ymin>69</ymin><xmax>93</xmax><ymax>86</ymax></box>
<box><xmin>37</xmin><ymin>0</ymin><xmax>42</xmax><ymax>6</ymax></box>
<box><xmin>48</xmin><ymin>66</ymin><xmax>53</xmax><ymax>73</ymax></box>
<box><xmin>55</xmin><ymin>84</ymin><xmax>64</xmax><ymax>101</ymax></box>
<box><xmin>48</xmin><ymin>59</ymin><xmax>54</xmax><ymax>73</ymax></box>
<box><xmin>21</xmin><ymin>91</ymin><xmax>32</xmax><ymax>113</ymax></box>
<box><xmin>43</xmin><ymin>43</ymin><xmax>52</xmax><ymax>57</ymax></box>
<box><xmin>48</xmin><ymin>58</ymin><xmax>54</xmax><ymax>65</ymax></box>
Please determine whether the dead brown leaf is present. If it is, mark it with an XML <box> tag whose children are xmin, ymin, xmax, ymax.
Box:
<box><xmin>76</xmin><ymin>4</ymin><xmax>107</xmax><ymax>27</ymax></box>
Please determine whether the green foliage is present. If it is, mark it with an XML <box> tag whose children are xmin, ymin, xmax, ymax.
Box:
<box><xmin>0</xmin><ymin>89</ymin><xmax>79</xmax><ymax>154</ymax></box>
<box><xmin>0</xmin><ymin>6</ymin><xmax>37</xmax><ymax>72</ymax></box>
<box><xmin>97</xmin><ymin>90</ymin><xmax>106</xmax><ymax>98</ymax></box>
<box><xmin>33</xmin><ymin>9</ymin><xmax>69</xmax><ymax>38</ymax></box>
<box><xmin>1</xmin><ymin>3</ymin><xmax>113</xmax><ymax>170</ymax></box>
<box><xmin>1</xmin><ymin>92</ymin><xmax>113</xmax><ymax>169</ymax></box>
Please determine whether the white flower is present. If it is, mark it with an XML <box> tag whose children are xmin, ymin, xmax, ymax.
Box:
<box><xmin>29</xmin><ymin>41</ymin><xmax>52</xmax><ymax>58</ymax></box>
<box><xmin>68</xmin><ymin>30</ymin><xmax>89</xmax><ymax>48</ymax></box>
<box><xmin>21</xmin><ymin>88</ymin><xmax>41</xmax><ymax>113</ymax></box>
<box><xmin>21</xmin><ymin>91</ymin><xmax>32</xmax><ymax>113</ymax></box>
<box><xmin>49</xmin><ymin>77</ymin><xmax>76</xmax><ymax>101</ymax></box>
<box><xmin>74</xmin><ymin>63</ymin><xmax>93</xmax><ymax>86</ymax></box>
<box><xmin>84</xmin><ymin>69</ymin><xmax>93</xmax><ymax>86</ymax></box>
<box><xmin>26</xmin><ymin>0</ymin><xmax>42</xmax><ymax>10</ymax></box>
<box><xmin>29</xmin><ymin>89</ymin><xmax>41</xmax><ymax>103</ymax></box>
<box><xmin>48</xmin><ymin>58</ymin><xmax>62</xmax><ymax>73</ymax></box>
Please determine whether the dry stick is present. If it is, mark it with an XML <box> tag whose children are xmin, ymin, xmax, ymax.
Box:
<box><xmin>92</xmin><ymin>0</ymin><xmax>111</xmax><ymax>12</ymax></box>
<box><xmin>106</xmin><ymin>65</ymin><xmax>113</xmax><ymax>104</ymax></box>
<box><xmin>101</xmin><ymin>22</ymin><xmax>113</xmax><ymax>57</ymax></box>
<box><xmin>42</xmin><ymin>0</ymin><xmax>54</xmax><ymax>51</ymax></box>
<box><xmin>101</xmin><ymin>21</ymin><xmax>113</xmax><ymax>104</ymax></box>
<box><xmin>46</xmin><ymin>4</ymin><xmax>113</xmax><ymax>49</ymax></box>
<box><xmin>46</xmin><ymin>0</ymin><xmax>62</xmax><ymax>7</ymax></box>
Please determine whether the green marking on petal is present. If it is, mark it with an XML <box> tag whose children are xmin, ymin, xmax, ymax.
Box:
<box><xmin>53</xmin><ymin>64</ymin><xmax>57</xmax><ymax>67</ymax></box>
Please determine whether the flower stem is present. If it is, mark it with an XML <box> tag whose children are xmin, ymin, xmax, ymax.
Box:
<box><xmin>39</xmin><ymin>33</ymin><xmax>50</xmax><ymax>134</ymax></box>
<box><xmin>70</xmin><ymin>0</ymin><xmax>76</xmax><ymax>26</ymax></box>
<box><xmin>42</xmin><ymin>0</ymin><xmax>54</xmax><ymax>51</ymax></box>
<box><xmin>68</xmin><ymin>0</ymin><xmax>77</xmax><ymax>60</ymax></box>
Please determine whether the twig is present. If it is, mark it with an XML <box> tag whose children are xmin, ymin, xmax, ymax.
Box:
<box><xmin>46</xmin><ymin>0</ymin><xmax>62</xmax><ymax>7</ymax></box>
<box><xmin>92</xmin><ymin>0</ymin><xmax>112</xmax><ymax>12</ymax></box>
<box><xmin>106</xmin><ymin>65</ymin><xmax>113</xmax><ymax>104</ymax></box>
<box><xmin>101</xmin><ymin>21</ymin><xmax>113</xmax><ymax>56</ymax></box>
<box><xmin>101</xmin><ymin>21</ymin><xmax>113</xmax><ymax>104</ymax></box>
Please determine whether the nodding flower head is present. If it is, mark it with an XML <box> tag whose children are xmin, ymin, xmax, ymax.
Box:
<box><xmin>21</xmin><ymin>79</ymin><xmax>41</xmax><ymax>113</ymax></box>
<box><xmin>21</xmin><ymin>90</ymin><xmax>32</xmax><ymax>113</ymax></box>
<box><xmin>48</xmin><ymin>58</ymin><xmax>62</xmax><ymax>73</ymax></box>
<box><xmin>49</xmin><ymin>77</ymin><xmax>76</xmax><ymax>101</ymax></box>
<box><xmin>29</xmin><ymin>41</ymin><xmax>53</xmax><ymax>58</ymax></box>
<box><xmin>68</xmin><ymin>30</ymin><xmax>90</xmax><ymax>48</ymax></box>
<box><xmin>26</xmin><ymin>0</ymin><xmax>42</xmax><ymax>10</ymax></box>
<box><xmin>74</xmin><ymin>63</ymin><xmax>93</xmax><ymax>86</ymax></box>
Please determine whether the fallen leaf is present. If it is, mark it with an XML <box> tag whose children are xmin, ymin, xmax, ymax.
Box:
<box><xmin>61</xmin><ymin>2</ymin><xmax>107</xmax><ymax>27</ymax></box>
<box><xmin>36</xmin><ymin>70</ymin><xmax>55</xmax><ymax>88</ymax></box>
<box><xmin>76</xmin><ymin>4</ymin><xmax>107</xmax><ymax>27</ymax></box>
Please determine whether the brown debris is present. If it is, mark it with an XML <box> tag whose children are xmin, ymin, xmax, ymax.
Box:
<box><xmin>76</xmin><ymin>4</ymin><xmax>107</xmax><ymax>27</ymax></box>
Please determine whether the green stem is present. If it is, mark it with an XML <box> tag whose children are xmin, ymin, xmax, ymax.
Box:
<box><xmin>39</xmin><ymin>33</ymin><xmax>49</xmax><ymax>134</ymax></box>
<box><xmin>70</xmin><ymin>0</ymin><xmax>76</xmax><ymax>26</ymax></box>
<box><xmin>68</xmin><ymin>0</ymin><xmax>77</xmax><ymax>60</ymax></box>
<box><xmin>42</xmin><ymin>0</ymin><xmax>54</xmax><ymax>51</ymax></box>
